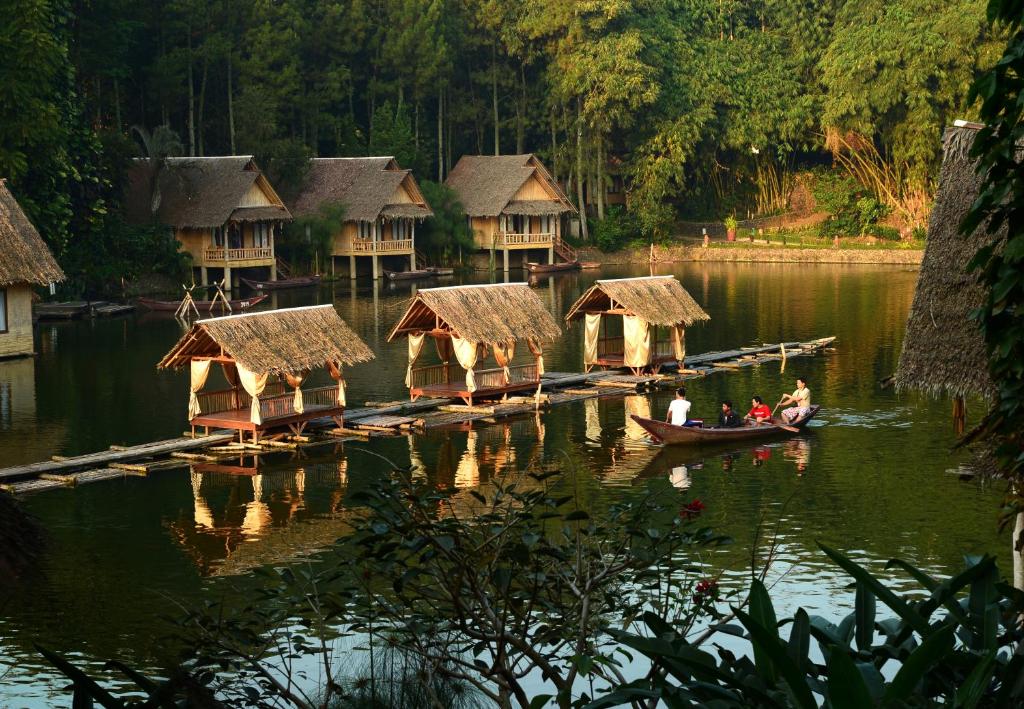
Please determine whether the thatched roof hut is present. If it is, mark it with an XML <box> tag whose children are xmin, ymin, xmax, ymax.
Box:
<box><xmin>290</xmin><ymin>157</ymin><xmax>433</xmax><ymax>222</ymax></box>
<box><xmin>388</xmin><ymin>283</ymin><xmax>561</xmax><ymax>344</ymax></box>
<box><xmin>564</xmin><ymin>276</ymin><xmax>709</xmax><ymax>374</ymax></box>
<box><xmin>565</xmin><ymin>276</ymin><xmax>710</xmax><ymax>327</ymax></box>
<box><xmin>895</xmin><ymin>123</ymin><xmax>997</xmax><ymax>400</ymax></box>
<box><xmin>124</xmin><ymin>156</ymin><xmax>292</xmax><ymax>228</ymax></box>
<box><xmin>0</xmin><ymin>179</ymin><xmax>65</xmax><ymax>286</ymax></box>
<box><xmin>159</xmin><ymin>304</ymin><xmax>373</xmax><ymax>375</ymax></box>
<box><xmin>445</xmin><ymin>154</ymin><xmax>575</xmax><ymax>217</ymax></box>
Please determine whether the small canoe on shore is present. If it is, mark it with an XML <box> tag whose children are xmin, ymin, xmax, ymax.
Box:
<box><xmin>526</xmin><ymin>261</ymin><xmax>581</xmax><ymax>274</ymax></box>
<box><xmin>137</xmin><ymin>294</ymin><xmax>269</xmax><ymax>313</ymax></box>
<box><xmin>385</xmin><ymin>269</ymin><xmax>438</xmax><ymax>281</ymax></box>
<box><xmin>630</xmin><ymin>406</ymin><xmax>820</xmax><ymax>445</ymax></box>
<box><xmin>240</xmin><ymin>275</ymin><xmax>321</xmax><ymax>290</ymax></box>
<box><xmin>580</xmin><ymin>262</ymin><xmax>602</xmax><ymax>269</ymax></box>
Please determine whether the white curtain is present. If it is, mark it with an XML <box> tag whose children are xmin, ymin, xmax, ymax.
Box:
<box><xmin>493</xmin><ymin>339</ymin><xmax>515</xmax><ymax>383</ymax></box>
<box><xmin>237</xmin><ymin>362</ymin><xmax>269</xmax><ymax>424</ymax></box>
<box><xmin>583</xmin><ymin>313</ymin><xmax>601</xmax><ymax>367</ymax></box>
<box><xmin>285</xmin><ymin>371</ymin><xmax>306</xmax><ymax>414</ymax></box>
<box><xmin>327</xmin><ymin>360</ymin><xmax>347</xmax><ymax>407</ymax></box>
<box><xmin>451</xmin><ymin>335</ymin><xmax>479</xmax><ymax>393</ymax></box>
<box><xmin>623</xmin><ymin>315</ymin><xmax>652</xmax><ymax>368</ymax></box>
<box><xmin>671</xmin><ymin>325</ymin><xmax>686</xmax><ymax>366</ymax></box>
<box><xmin>188</xmin><ymin>359</ymin><xmax>212</xmax><ymax>420</ymax></box>
<box><xmin>527</xmin><ymin>337</ymin><xmax>545</xmax><ymax>376</ymax></box>
<box><xmin>405</xmin><ymin>332</ymin><xmax>426</xmax><ymax>388</ymax></box>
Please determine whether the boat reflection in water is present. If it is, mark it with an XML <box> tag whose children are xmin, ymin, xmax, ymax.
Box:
<box><xmin>165</xmin><ymin>446</ymin><xmax>354</xmax><ymax>577</ymax></box>
<box><xmin>634</xmin><ymin>436</ymin><xmax>816</xmax><ymax>487</ymax></box>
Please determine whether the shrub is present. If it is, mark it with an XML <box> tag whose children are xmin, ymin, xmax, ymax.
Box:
<box><xmin>868</xmin><ymin>225</ymin><xmax>902</xmax><ymax>241</ymax></box>
<box><xmin>813</xmin><ymin>169</ymin><xmax>888</xmax><ymax>238</ymax></box>
<box><xmin>593</xmin><ymin>206</ymin><xmax>644</xmax><ymax>252</ymax></box>
<box><xmin>417</xmin><ymin>181</ymin><xmax>474</xmax><ymax>263</ymax></box>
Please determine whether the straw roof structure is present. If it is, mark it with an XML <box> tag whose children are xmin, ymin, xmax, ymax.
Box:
<box><xmin>565</xmin><ymin>276</ymin><xmax>710</xmax><ymax>327</ymax></box>
<box><xmin>894</xmin><ymin>124</ymin><xmax>998</xmax><ymax>400</ymax></box>
<box><xmin>387</xmin><ymin>283</ymin><xmax>562</xmax><ymax>344</ymax></box>
<box><xmin>445</xmin><ymin>154</ymin><xmax>575</xmax><ymax>217</ymax></box>
<box><xmin>0</xmin><ymin>179</ymin><xmax>65</xmax><ymax>286</ymax></box>
<box><xmin>290</xmin><ymin>157</ymin><xmax>433</xmax><ymax>223</ymax></box>
<box><xmin>158</xmin><ymin>305</ymin><xmax>374</xmax><ymax>375</ymax></box>
<box><xmin>124</xmin><ymin>156</ymin><xmax>291</xmax><ymax>228</ymax></box>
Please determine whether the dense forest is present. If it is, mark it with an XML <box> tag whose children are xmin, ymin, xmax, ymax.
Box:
<box><xmin>0</xmin><ymin>0</ymin><xmax>1001</xmax><ymax>287</ymax></box>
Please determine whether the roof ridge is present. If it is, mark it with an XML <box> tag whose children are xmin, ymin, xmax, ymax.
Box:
<box><xmin>596</xmin><ymin>276</ymin><xmax>673</xmax><ymax>283</ymax></box>
<box><xmin>198</xmin><ymin>303</ymin><xmax>333</xmax><ymax>324</ymax></box>
<box><xmin>420</xmin><ymin>282</ymin><xmax>529</xmax><ymax>292</ymax></box>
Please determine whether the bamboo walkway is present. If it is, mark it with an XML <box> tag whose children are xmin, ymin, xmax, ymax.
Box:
<box><xmin>0</xmin><ymin>336</ymin><xmax>834</xmax><ymax>496</ymax></box>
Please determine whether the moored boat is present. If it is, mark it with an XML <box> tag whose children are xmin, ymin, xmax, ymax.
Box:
<box><xmin>427</xmin><ymin>267</ymin><xmax>455</xmax><ymax>276</ymax></box>
<box><xmin>385</xmin><ymin>269</ymin><xmax>438</xmax><ymax>281</ymax></box>
<box><xmin>240</xmin><ymin>274</ymin><xmax>321</xmax><ymax>290</ymax></box>
<box><xmin>630</xmin><ymin>405</ymin><xmax>820</xmax><ymax>445</ymax></box>
<box><xmin>137</xmin><ymin>294</ymin><xmax>269</xmax><ymax>313</ymax></box>
<box><xmin>526</xmin><ymin>260</ymin><xmax>581</xmax><ymax>274</ymax></box>
<box><xmin>579</xmin><ymin>261</ymin><xmax>602</xmax><ymax>269</ymax></box>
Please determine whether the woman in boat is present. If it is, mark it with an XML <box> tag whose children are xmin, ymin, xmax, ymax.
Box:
<box><xmin>779</xmin><ymin>377</ymin><xmax>812</xmax><ymax>423</ymax></box>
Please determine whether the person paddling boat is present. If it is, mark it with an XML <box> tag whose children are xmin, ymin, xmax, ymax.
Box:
<box><xmin>745</xmin><ymin>395</ymin><xmax>772</xmax><ymax>424</ymax></box>
<box><xmin>778</xmin><ymin>377</ymin><xmax>812</xmax><ymax>424</ymax></box>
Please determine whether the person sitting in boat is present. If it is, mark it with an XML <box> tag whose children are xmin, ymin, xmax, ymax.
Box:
<box><xmin>718</xmin><ymin>400</ymin><xmax>742</xmax><ymax>428</ymax></box>
<box><xmin>666</xmin><ymin>387</ymin><xmax>696</xmax><ymax>427</ymax></box>
<box><xmin>779</xmin><ymin>377</ymin><xmax>811</xmax><ymax>423</ymax></box>
<box><xmin>745</xmin><ymin>396</ymin><xmax>772</xmax><ymax>424</ymax></box>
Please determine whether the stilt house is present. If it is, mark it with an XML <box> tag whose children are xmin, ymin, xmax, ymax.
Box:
<box><xmin>0</xmin><ymin>180</ymin><xmax>65</xmax><ymax>358</ymax></box>
<box><xmin>564</xmin><ymin>276</ymin><xmax>710</xmax><ymax>375</ymax></box>
<box><xmin>125</xmin><ymin>156</ymin><xmax>291</xmax><ymax>289</ymax></box>
<box><xmin>289</xmin><ymin>157</ymin><xmax>433</xmax><ymax>280</ymax></box>
<box><xmin>158</xmin><ymin>305</ymin><xmax>373</xmax><ymax>441</ymax></box>
<box><xmin>387</xmin><ymin>283</ymin><xmax>562</xmax><ymax>405</ymax></box>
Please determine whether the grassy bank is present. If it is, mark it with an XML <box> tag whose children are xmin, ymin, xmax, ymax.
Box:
<box><xmin>578</xmin><ymin>241</ymin><xmax>924</xmax><ymax>265</ymax></box>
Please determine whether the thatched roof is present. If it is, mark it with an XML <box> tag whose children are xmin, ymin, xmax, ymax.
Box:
<box><xmin>124</xmin><ymin>156</ymin><xmax>291</xmax><ymax>228</ymax></box>
<box><xmin>158</xmin><ymin>305</ymin><xmax>374</xmax><ymax>375</ymax></box>
<box><xmin>565</xmin><ymin>276</ymin><xmax>710</xmax><ymax>327</ymax></box>
<box><xmin>895</xmin><ymin>123</ymin><xmax>998</xmax><ymax>399</ymax></box>
<box><xmin>445</xmin><ymin>154</ymin><xmax>576</xmax><ymax>217</ymax></box>
<box><xmin>387</xmin><ymin>283</ymin><xmax>562</xmax><ymax>344</ymax></box>
<box><xmin>0</xmin><ymin>179</ymin><xmax>65</xmax><ymax>286</ymax></box>
<box><xmin>503</xmin><ymin>200</ymin><xmax>572</xmax><ymax>216</ymax></box>
<box><xmin>289</xmin><ymin>157</ymin><xmax>433</xmax><ymax>223</ymax></box>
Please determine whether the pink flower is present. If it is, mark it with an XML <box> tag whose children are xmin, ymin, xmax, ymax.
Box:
<box><xmin>679</xmin><ymin>499</ymin><xmax>706</xmax><ymax>520</ymax></box>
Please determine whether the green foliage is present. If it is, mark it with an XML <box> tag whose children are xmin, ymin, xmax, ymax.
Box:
<box><xmin>417</xmin><ymin>180</ymin><xmax>474</xmax><ymax>263</ymax></box>
<box><xmin>281</xmin><ymin>203</ymin><xmax>345</xmax><ymax>275</ymax></box>
<box><xmin>370</xmin><ymin>102</ymin><xmax>427</xmax><ymax>178</ymax></box>
<box><xmin>813</xmin><ymin>169</ymin><xmax>889</xmax><ymax>237</ymax></box>
<box><xmin>962</xmin><ymin>0</ymin><xmax>1024</xmax><ymax>494</ymax></box>
<box><xmin>592</xmin><ymin>206</ymin><xmax>644</xmax><ymax>252</ymax></box>
<box><xmin>723</xmin><ymin>215</ymin><xmax>738</xmax><ymax>231</ymax></box>
<box><xmin>591</xmin><ymin>546</ymin><xmax>1024</xmax><ymax>708</ymax></box>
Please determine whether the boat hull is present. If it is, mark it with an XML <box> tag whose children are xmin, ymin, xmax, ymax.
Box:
<box><xmin>630</xmin><ymin>406</ymin><xmax>820</xmax><ymax>445</ymax></box>
<box><xmin>526</xmin><ymin>261</ymin><xmax>581</xmax><ymax>274</ymax></box>
<box><xmin>240</xmin><ymin>275</ymin><xmax>321</xmax><ymax>290</ymax></box>
<box><xmin>136</xmin><ymin>294</ymin><xmax>269</xmax><ymax>313</ymax></box>
<box><xmin>384</xmin><ymin>269</ymin><xmax>437</xmax><ymax>281</ymax></box>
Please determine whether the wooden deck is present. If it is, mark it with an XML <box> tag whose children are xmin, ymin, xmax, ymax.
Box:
<box><xmin>191</xmin><ymin>403</ymin><xmax>344</xmax><ymax>433</ymax></box>
<box><xmin>0</xmin><ymin>336</ymin><xmax>835</xmax><ymax>496</ymax></box>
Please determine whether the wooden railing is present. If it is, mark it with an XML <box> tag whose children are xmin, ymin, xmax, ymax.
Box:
<box><xmin>409</xmin><ymin>363</ymin><xmax>539</xmax><ymax>390</ymax></box>
<box><xmin>351</xmin><ymin>238</ymin><xmax>414</xmax><ymax>253</ymax></box>
<box><xmin>501</xmin><ymin>232</ymin><xmax>554</xmax><ymax>246</ymax></box>
<box><xmin>196</xmin><ymin>381</ymin><xmax>287</xmax><ymax>416</ymax></box>
<box><xmin>654</xmin><ymin>339</ymin><xmax>674</xmax><ymax>357</ymax></box>
<box><xmin>554</xmin><ymin>236</ymin><xmax>577</xmax><ymax>262</ymax></box>
<box><xmin>204</xmin><ymin>247</ymin><xmax>274</xmax><ymax>262</ymax></box>
<box><xmin>257</xmin><ymin>385</ymin><xmax>339</xmax><ymax>420</ymax></box>
<box><xmin>595</xmin><ymin>337</ymin><xmax>674</xmax><ymax>359</ymax></box>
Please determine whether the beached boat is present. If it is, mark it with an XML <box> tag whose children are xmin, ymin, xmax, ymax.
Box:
<box><xmin>384</xmin><ymin>269</ymin><xmax>438</xmax><ymax>281</ymax></box>
<box><xmin>630</xmin><ymin>406</ymin><xmax>820</xmax><ymax>445</ymax></box>
<box><xmin>137</xmin><ymin>294</ymin><xmax>269</xmax><ymax>313</ymax></box>
<box><xmin>240</xmin><ymin>274</ymin><xmax>321</xmax><ymax>290</ymax></box>
<box><xmin>526</xmin><ymin>261</ymin><xmax>581</xmax><ymax>274</ymax></box>
<box><xmin>579</xmin><ymin>262</ymin><xmax>602</xmax><ymax>269</ymax></box>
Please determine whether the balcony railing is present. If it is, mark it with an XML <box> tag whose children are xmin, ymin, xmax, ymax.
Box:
<box><xmin>351</xmin><ymin>238</ymin><xmax>414</xmax><ymax>254</ymax></box>
<box><xmin>204</xmin><ymin>247</ymin><xmax>274</xmax><ymax>262</ymax></box>
<box><xmin>596</xmin><ymin>337</ymin><xmax>674</xmax><ymax>358</ymax></box>
<box><xmin>501</xmin><ymin>232</ymin><xmax>554</xmax><ymax>246</ymax></box>
<box><xmin>194</xmin><ymin>382</ymin><xmax>342</xmax><ymax>421</ymax></box>
<box><xmin>409</xmin><ymin>363</ymin><xmax>539</xmax><ymax>390</ymax></box>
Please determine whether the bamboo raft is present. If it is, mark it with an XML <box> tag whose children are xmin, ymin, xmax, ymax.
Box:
<box><xmin>0</xmin><ymin>336</ymin><xmax>834</xmax><ymax>496</ymax></box>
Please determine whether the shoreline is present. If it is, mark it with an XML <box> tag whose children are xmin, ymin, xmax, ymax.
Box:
<box><xmin>578</xmin><ymin>244</ymin><xmax>923</xmax><ymax>266</ymax></box>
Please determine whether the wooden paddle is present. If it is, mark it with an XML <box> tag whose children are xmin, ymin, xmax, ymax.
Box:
<box><xmin>769</xmin><ymin>398</ymin><xmax>801</xmax><ymax>433</ymax></box>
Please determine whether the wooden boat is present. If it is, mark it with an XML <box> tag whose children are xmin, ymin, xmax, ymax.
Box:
<box><xmin>240</xmin><ymin>274</ymin><xmax>321</xmax><ymax>290</ymax></box>
<box><xmin>579</xmin><ymin>261</ymin><xmax>602</xmax><ymax>269</ymax></box>
<box><xmin>385</xmin><ymin>269</ymin><xmax>438</xmax><ymax>281</ymax></box>
<box><xmin>136</xmin><ymin>294</ymin><xmax>269</xmax><ymax>313</ymax></box>
<box><xmin>427</xmin><ymin>267</ymin><xmax>455</xmax><ymax>276</ymax></box>
<box><xmin>630</xmin><ymin>405</ymin><xmax>820</xmax><ymax>445</ymax></box>
<box><xmin>526</xmin><ymin>260</ymin><xmax>581</xmax><ymax>274</ymax></box>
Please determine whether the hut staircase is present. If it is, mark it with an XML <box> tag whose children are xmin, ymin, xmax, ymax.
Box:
<box><xmin>553</xmin><ymin>237</ymin><xmax>578</xmax><ymax>264</ymax></box>
<box><xmin>415</xmin><ymin>248</ymin><xmax>429</xmax><ymax>268</ymax></box>
<box><xmin>275</xmin><ymin>257</ymin><xmax>292</xmax><ymax>278</ymax></box>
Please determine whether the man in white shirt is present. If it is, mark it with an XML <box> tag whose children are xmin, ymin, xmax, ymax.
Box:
<box><xmin>666</xmin><ymin>387</ymin><xmax>693</xmax><ymax>426</ymax></box>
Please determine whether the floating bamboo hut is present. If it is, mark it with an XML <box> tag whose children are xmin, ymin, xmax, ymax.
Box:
<box><xmin>290</xmin><ymin>157</ymin><xmax>433</xmax><ymax>280</ymax></box>
<box><xmin>564</xmin><ymin>276</ymin><xmax>710</xmax><ymax>375</ymax></box>
<box><xmin>0</xmin><ymin>179</ymin><xmax>65</xmax><ymax>358</ymax></box>
<box><xmin>445</xmin><ymin>154</ymin><xmax>577</xmax><ymax>269</ymax></box>
<box><xmin>387</xmin><ymin>283</ymin><xmax>561</xmax><ymax>405</ymax></box>
<box><xmin>894</xmin><ymin>122</ymin><xmax>999</xmax><ymax>431</ymax></box>
<box><xmin>158</xmin><ymin>305</ymin><xmax>374</xmax><ymax>441</ymax></box>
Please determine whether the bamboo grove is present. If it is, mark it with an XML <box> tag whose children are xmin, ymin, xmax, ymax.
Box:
<box><xmin>0</xmin><ymin>0</ymin><xmax>1004</xmax><ymax>262</ymax></box>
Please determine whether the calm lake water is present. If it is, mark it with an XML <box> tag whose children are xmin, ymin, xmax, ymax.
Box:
<box><xmin>0</xmin><ymin>262</ymin><xmax>1010</xmax><ymax>706</ymax></box>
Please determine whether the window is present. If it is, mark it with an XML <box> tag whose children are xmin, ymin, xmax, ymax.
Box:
<box><xmin>0</xmin><ymin>288</ymin><xmax>7</xmax><ymax>333</ymax></box>
<box><xmin>213</xmin><ymin>226</ymin><xmax>224</xmax><ymax>247</ymax></box>
<box><xmin>253</xmin><ymin>222</ymin><xmax>272</xmax><ymax>248</ymax></box>
<box><xmin>358</xmin><ymin>221</ymin><xmax>371</xmax><ymax>239</ymax></box>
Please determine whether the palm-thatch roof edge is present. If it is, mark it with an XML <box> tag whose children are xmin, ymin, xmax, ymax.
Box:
<box><xmin>565</xmin><ymin>276</ymin><xmax>710</xmax><ymax>327</ymax></box>
<box><xmin>0</xmin><ymin>179</ymin><xmax>65</xmax><ymax>286</ymax></box>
